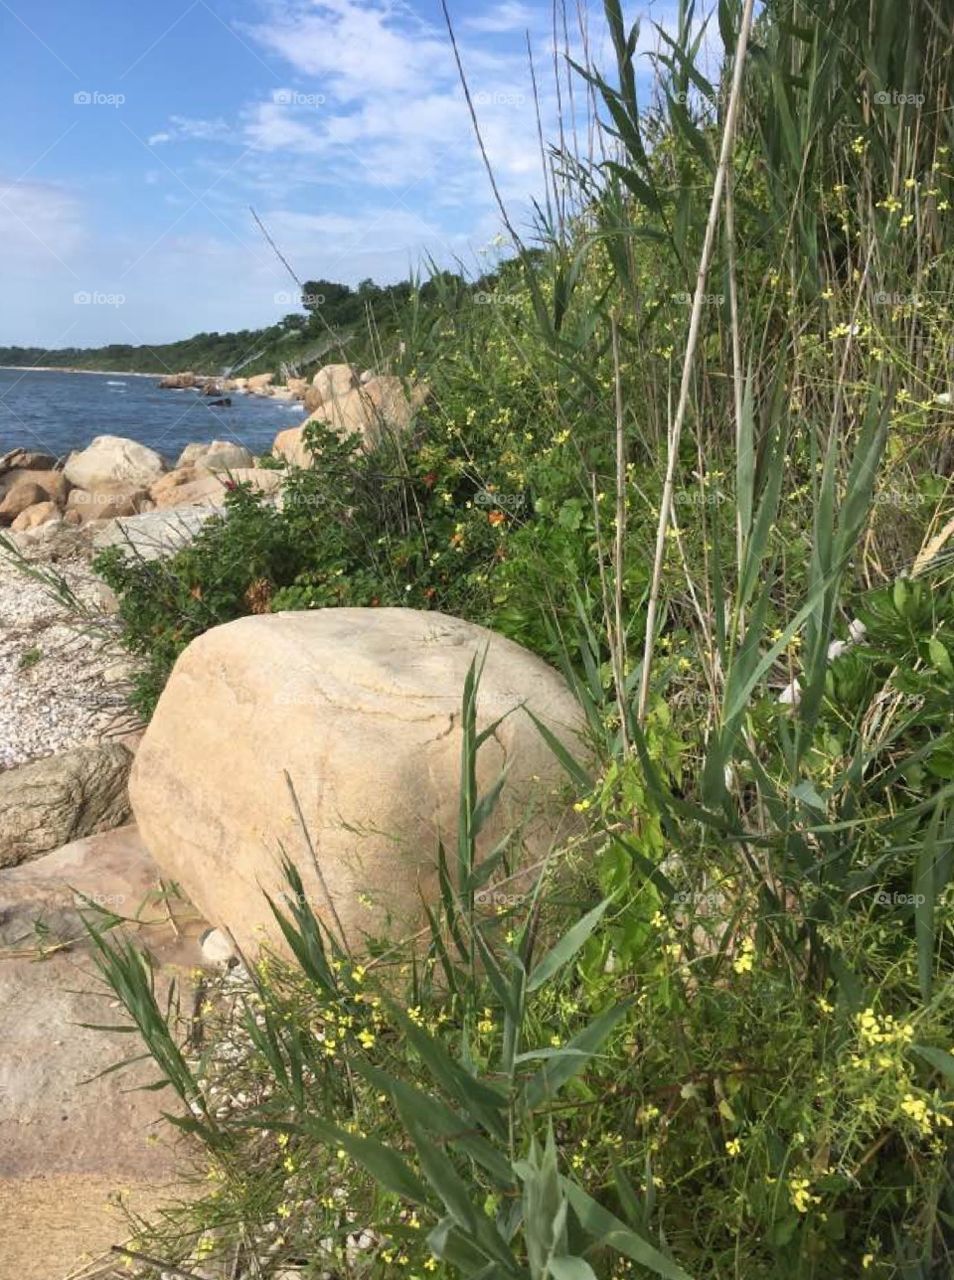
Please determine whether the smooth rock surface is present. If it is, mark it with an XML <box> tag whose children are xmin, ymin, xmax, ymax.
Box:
<box><xmin>0</xmin><ymin>467</ymin><xmax>70</xmax><ymax>506</ymax></box>
<box><xmin>313</xmin><ymin>374</ymin><xmax>429</xmax><ymax>442</ymax></box>
<box><xmin>272</xmin><ymin>421</ymin><xmax>314</xmax><ymax>467</ymax></box>
<box><xmin>130</xmin><ymin>608</ymin><xmax>585</xmax><ymax>955</ymax></box>
<box><xmin>310</xmin><ymin>362</ymin><xmax>357</xmax><ymax>402</ymax></box>
<box><xmin>0</xmin><ymin>480</ymin><xmax>46</xmax><ymax>525</ymax></box>
<box><xmin>64</xmin><ymin>435</ymin><xmax>167</xmax><ymax>490</ymax></box>
<box><xmin>275</xmin><ymin>376</ymin><xmax>428</xmax><ymax>465</ymax></box>
<box><xmin>64</xmin><ymin>480</ymin><xmax>151</xmax><ymax>524</ymax></box>
<box><xmin>176</xmin><ymin>440</ymin><xmax>255</xmax><ymax>471</ymax></box>
<box><xmin>91</xmin><ymin>505</ymin><xmax>217</xmax><ymax>560</ymax></box>
<box><xmin>150</xmin><ymin>467</ymin><xmax>280</xmax><ymax>510</ymax></box>
<box><xmin>0</xmin><ymin>824</ymin><xmax>207</xmax><ymax>1279</ymax></box>
<box><xmin>0</xmin><ymin>448</ymin><xmax>57</xmax><ymax>474</ymax></box>
<box><xmin>157</xmin><ymin>370</ymin><xmax>196</xmax><ymax>388</ymax></box>
<box><xmin>10</xmin><ymin>499</ymin><xmax>61</xmax><ymax>531</ymax></box>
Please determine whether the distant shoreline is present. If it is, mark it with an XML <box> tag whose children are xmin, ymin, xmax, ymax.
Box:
<box><xmin>0</xmin><ymin>366</ymin><xmax>166</xmax><ymax>378</ymax></box>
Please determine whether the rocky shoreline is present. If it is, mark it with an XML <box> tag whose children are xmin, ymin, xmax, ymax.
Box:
<box><xmin>0</xmin><ymin>360</ymin><xmax>427</xmax><ymax>777</ymax></box>
<box><xmin>0</xmin><ymin>357</ymin><xmax>553</xmax><ymax>1280</ymax></box>
<box><xmin>0</xmin><ymin>362</ymin><xmax>425</xmax><ymax>541</ymax></box>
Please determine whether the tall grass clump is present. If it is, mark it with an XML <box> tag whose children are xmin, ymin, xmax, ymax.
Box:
<box><xmin>94</xmin><ymin>0</ymin><xmax>954</xmax><ymax>1276</ymax></box>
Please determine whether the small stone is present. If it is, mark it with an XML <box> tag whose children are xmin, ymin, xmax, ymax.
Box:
<box><xmin>200</xmin><ymin>928</ymin><xmax>237</xmax><ymax>965</ymax></box>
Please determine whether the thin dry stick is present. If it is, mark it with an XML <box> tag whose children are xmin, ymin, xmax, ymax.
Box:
<box><xmin>636</xmin><ymin>0</ymin><xmax>757</xmax><ymax>725</ymax></box>
<box><xmin>725</xmin><ymin>160</ymin><xmax>745</xmax><ymax>571</ymax></box>
<box><xmin>526</xmin><ymin>32</ymin><xmax>556</xmax><ymax>231</ymax></box>
<box><xmin>611</xmin><ymin>313</ymin><xmax>631</xmax><ymax>755</ymax></box>
<box><xmin>440</xmin><ymin>0</ymin><xmax>526</xmax><ymax>252</ymax></box>
<box><xmin>249</xmin><ymin>205</ymin><xmax>359</xmax><ymax>371</ymax></box>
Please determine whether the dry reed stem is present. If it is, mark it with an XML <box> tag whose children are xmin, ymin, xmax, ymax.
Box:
<box><xmin>637</xmin><ymin>0</ymin><xmax>757</xmax><ymax>724</ymax></box>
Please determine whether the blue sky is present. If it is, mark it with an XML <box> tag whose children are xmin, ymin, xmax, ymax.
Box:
<box><xmin>0</xmin><ymin>0</ymin><xmax>678</xmax><ymax>347</ymax></box>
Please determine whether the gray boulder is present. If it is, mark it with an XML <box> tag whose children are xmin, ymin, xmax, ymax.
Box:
<box><xmin>175</xmin><ymin>440</ymin><xmax>255</xmax><ymax>471</ymax></box>
<box><xmin>0</xmin><ymin>743</ymin><xmax>133</xmax><ymax>867</ymax></box>
<box><xmin>64</xmin><ymin>435</ymin><xmax>167</xmax><ymax>490</ymax></box>
<box><xmin>92</xmin><ymin>506</ymin><xmax>217</xmax><ymax>561</ymax></box>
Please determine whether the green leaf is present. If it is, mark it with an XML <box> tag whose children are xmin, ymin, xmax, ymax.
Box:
<box><xmin>361</xmin><ymin>1066</ymin><xmax>515</xmax><ymax>1188</ymax></box>
<box><xmin>388</xmin><ymin>1004</ymin><xmax>508</xmax><ymax>1137</ymax></box>
<box><xmin>913</xmin><ymin>1044</ymin><xmax>954</xmax><ymax>1086</ymax></box>
<box><xmin>521</xmin><ymin>999</ymin><xmax>631</xmax><ymax>1112</ymax></box>
<box><xmin>563</xmin><ymin>1179</ymin><xmax>693</xmax><ymax>1279</ymax></box>
<box><xmin>550</xmin><ymin>1257</ymin><xmax>599</xmax><ymax>1280</ymax></box>
<box><xmin>527</xmin><ymin>898</ymin><xmax>612</xmax><ymax>993</ymax></box>
<box><xmin>514</xmin><ymin>1048</ymin><xmax>590</xmax><ymax>1064</ymax></box>
<box><xmin>399</xmin><ymin>1107</ymin><xmax>518</xmax><ymax>1271</ymax></box>
<box><xmin>929</xmin><ymin>637</ymin><xmax>954</xmax><ymax>680</ymax></box>
<box><xmin>472</xmin><ymin>767</ymin><xmax>511</xmax><ymax>837</ymax></box>
<box><xmin>524</xmin><ymin>707</ymin><xmax>594</xmax><ymax>790</ymax></box>
<box><xmin>302</xmin><ymin>1117</ymin><xmax>429</xmax><ymax>1204</ymax></box>
<box><xmin>735</xmin><ymin>372</ymin><xmax>756</xmax><ymax>548</ymax></box>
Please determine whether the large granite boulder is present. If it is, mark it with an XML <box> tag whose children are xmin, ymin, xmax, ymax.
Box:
<box><xmin>150</xmin><ymin>466</ymin><xmax>281</xmax><ymax>510</ymax></box>
<box><xmin>302</xmin><ymin>385</ymin><xmax>325</xmax><ymax>414</ymax></box>
<box><xmin>0</xmin><ymin>743</ymin><xmax>133</xmax><ymax>867</ymax></box>
<box><xmin>272</xmin><ymin>422</ymin><xmax>313</xmax><ymax>467</ymax></box>
<box><xmin>314</xmin><ymin>374</ymin><xmax>428</xmax><ymax>441</ymax></box>
<box><xmin>0</xmin><ymin>467</ymin><xmax>70</xmax><ymax>506</ymax></box>
<box><xmin>311</xmin><ymin>362</ymin><xmax>357</xmax><ymax>403</ymax></box>
<box><xmin>0</xmin><ymin>448</ymin><xmax>57</xmax><ymax>475</ymax></box>
<box><xmin>130</xmin><ymin>609</ymin><xmax>585</xmax><ymax>955</ymax></box>
<box><xmin>64</xmin><ymin>435</ymin><xmax>167</xmax><ymax>490</ymax></box>
<box><xmin>64</xmin><ymin>480</ymin><xmax>151</xmax><ymax>524</ymax></box>
<box><xmin>91</xmin><ymin>507</ymin><xmax>217</xmax><ymax>560</ymax></box>
<box><xmin>273</xmin><ymin>376</ymin><xmax>429</xmax><ymax>467</ymax></box>
<box><xmin>175</xmin><ymin>441</ymin><xmax>255</xmax><ymax>471</ymax></box>
<box><xmin>0</xmin><ymin>481</ymin><xmax>46</xmax><ymax>525</ymax></box>
<box><xmin>10</xmin><ymin>500</ymin><xmax>61</xmax><ymax>531</ymax></box>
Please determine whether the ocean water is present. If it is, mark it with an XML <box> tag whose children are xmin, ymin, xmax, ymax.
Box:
<box><xmin>0</xmin><ymin>368</ymin><xmax>305</xmax><ymax>462</ymax></box>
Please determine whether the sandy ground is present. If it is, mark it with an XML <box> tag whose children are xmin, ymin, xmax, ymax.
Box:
<box><xmin>0</xmin><ymin>1175</ymin><xmax>180</xmax><ymax>1280</ymax></box>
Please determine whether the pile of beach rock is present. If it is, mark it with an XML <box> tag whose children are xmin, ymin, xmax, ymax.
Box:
<box><xmin>156</xmin><ymin>361</ymin><xmax>430</xmax><ymax>467</ymax></box>
<box><xmin>0</xmin><ymin>437</ymin><xmax>281</xmax><ymax>537</ymax></box>
<box><xmin>273</xmin><ymin>363</ymin><xmax>430</xmax><ymax>465</ymax></box>
<box><xmin>0</xmin><ymin>359</ymin><xmax>442</xmax><ymax>1275</ymax></box>
<box><xmin>1</xmin><ymin>360</ymin><xmax>430</xmax><ymax>542</ymax></box>
<box><xmin>158</xmin><ymin>369</ymin><xmax>301</xmax><ymax>401</ymax></box>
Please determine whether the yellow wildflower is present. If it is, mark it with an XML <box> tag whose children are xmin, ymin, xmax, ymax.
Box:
<box><xmin>732</xmin><ymin>937</ymin><xmax>756</xmax><ymax>975</ymax></box>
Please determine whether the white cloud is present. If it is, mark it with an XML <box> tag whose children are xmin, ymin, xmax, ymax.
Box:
<box><xmin>233</xmin><ymin>0</ymin><xmax>554</xmax><ymax>200</ymax></box>
<box><xmin>243</xmin><ymin>101</ymin><xmax>325</xmax><ymax>154</ymax></box>
<box><xmin>169</xmin><ymin>115</ymin><xmax>233</xmax><ymax>141</ymax></box>
<box><xmin>246</xmin><ymin>0</ymin><xmax>452</xmax><ymax>103</ymax></box>
<box><xmin>463</xmin><ymin>3</ymin><xmax>538</xmax><ymax>34</ymax></box>
<box><xmin>147</xmin><ymin>116</ymin><xmax>233</xmax><ymax>147</ymax></box>
<box><xmin>146</xmin><ymin>1</ymin><xmax>566</xmax><ymax>224</ymax></box>
<box><xmin>3</xmin><ymin>1</ymin><xmax>592</xmax><ymax>345</ymax></box>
